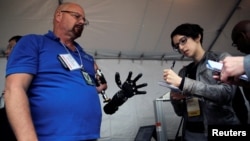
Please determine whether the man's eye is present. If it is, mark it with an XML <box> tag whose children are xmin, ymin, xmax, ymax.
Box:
<box><xmin>74</xmin><ymin>15</ymin><xmax>80</xmax><ymax>19</ymax></box>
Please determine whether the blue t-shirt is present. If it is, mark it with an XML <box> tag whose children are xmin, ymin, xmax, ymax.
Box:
<box><xmin>6</xmin><ymin>31</ymin><xmax>102</xmax><ymax>141</ymax></box>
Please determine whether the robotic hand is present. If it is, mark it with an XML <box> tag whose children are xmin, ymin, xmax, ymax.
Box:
<box><xmin>103</xmin><ymin>71</ymin><xmax>148</xmax><ymax>115</ymax></box>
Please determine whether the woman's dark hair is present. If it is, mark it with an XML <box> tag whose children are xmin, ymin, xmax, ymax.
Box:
<box><xmin>170</xmin><ymin>23</ymin><xmax>204</xmax><ymax>48</ymax></box>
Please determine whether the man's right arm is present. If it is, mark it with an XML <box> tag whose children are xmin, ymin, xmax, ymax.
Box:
<box><xmin>4</xmin><ymin>73</ymin><xmax>38</xmax><ymax>141</ymax></box>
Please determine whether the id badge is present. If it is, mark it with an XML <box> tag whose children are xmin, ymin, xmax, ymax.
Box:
<box><xmin>58</xmin><ymin>54</ymin><xmax>81</xmax><ymax>71</ymax></box>
<box><xmin>81</xmin><ymin>70</ymin><xmax>95</xmax><ymax>85</ymax></box>
<box><xmin>186</xmin><ymin>97</ymin><xmax>200</xmax><ymax>117</ymax></box>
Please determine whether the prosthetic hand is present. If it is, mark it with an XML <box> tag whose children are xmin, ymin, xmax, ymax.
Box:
<box><xmin>103</xmin><ymin>71</ymin><xmax>148</xmax><ymax>115</ymax></box>
<box><xmin>95</xmin><ymin>69</ymin><xmax>111</xmax><ymax>103</ymax></box>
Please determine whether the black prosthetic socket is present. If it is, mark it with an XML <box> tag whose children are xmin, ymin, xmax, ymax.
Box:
<box><xmin>103</xmin><ymin>90</ymin><xmax>127</xmax><ymax>115</ymax></box>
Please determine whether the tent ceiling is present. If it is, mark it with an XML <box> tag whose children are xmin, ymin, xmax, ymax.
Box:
<box><xmin>0</xmin><ymin>0</ymin><xmax>249</xmax><ymax>60</ymax></box>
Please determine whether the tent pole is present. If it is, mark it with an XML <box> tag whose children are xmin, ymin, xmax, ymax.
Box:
<box><xmin>58</xmin><ymin>0</ymin><xmax>63</xmax><ymax>5</ymax></box>
<box><xmin>207</xmin><ymin>0</ymin><xmax>242</xmax><ymax>51</ymax></box>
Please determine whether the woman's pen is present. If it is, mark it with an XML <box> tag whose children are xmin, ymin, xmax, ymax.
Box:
<box><xmin>171</xmin><ymin>55</ymin><xmax>184</xmax><ymax>69</ymax></box>
<box><xmin>171</xmin><ymin>60</ymin><xmax>175</xmax><ymax>70</ymax></box>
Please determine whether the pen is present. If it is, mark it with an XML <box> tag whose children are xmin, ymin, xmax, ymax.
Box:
<box><xmin>171</xmin><ymin>60</ymin><xmax>175</xmax><ymax>70</ymax></box>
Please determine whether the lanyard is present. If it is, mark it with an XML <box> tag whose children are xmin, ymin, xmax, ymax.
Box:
<box><xmin>60</xmin><ymin>42</ymin><xmax>83</xmax><ymax>69</ymax></box>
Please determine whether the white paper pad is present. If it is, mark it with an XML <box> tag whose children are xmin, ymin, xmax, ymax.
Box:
<box><xmin>206</xmin><ymin>60</ymin><xmax>248</xmax><ymax>81</ymax></box>
<box><xmin>157</xmin><ymin>81</ymin><xmax>182</xmax><ymax>92</ymax></box>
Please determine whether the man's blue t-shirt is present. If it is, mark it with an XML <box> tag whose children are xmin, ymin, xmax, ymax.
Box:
<box><xmin>6</xmin><ymin>31</ymin><xmax>102</xmax><ymax>141</ymax></box>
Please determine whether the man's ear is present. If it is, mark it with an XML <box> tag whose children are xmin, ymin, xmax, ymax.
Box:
<box><xmin>240</xmin><ymin>32</ymin><xmax>247</xmax><ymax>39</ymax></box>
<box><xmin>55</xmin><ymin>10</ymin><xmax>62</xmax><ymax>22</ymax></box>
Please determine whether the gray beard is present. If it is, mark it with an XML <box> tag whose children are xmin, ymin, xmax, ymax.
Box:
<box><xmin>73</xmin><ymin>26</ymin><xmax>83</xmax><ymax>38</ymax></box>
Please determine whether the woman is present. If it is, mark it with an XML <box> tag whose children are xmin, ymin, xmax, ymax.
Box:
<box><xmin>163</xmin><ymin>23</ymin><xmax>240</xmax><ymax>141</ymax></box>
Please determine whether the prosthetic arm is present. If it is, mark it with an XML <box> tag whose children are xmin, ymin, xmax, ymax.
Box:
<box><xmin>103</xmin><ymin>71</ymin><xmax>148</xmax><ymax>115</ymax></box>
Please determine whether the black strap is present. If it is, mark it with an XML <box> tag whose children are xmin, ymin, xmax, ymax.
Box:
<box><xmin>175</xmin><ymin>117</ymin><xmax>183</xmax><ymax>141</ymax></box>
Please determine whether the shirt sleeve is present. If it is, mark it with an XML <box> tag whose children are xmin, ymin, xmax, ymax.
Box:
<box><xmin>244</xmin><ymin>55</ymin><xmax>250</xmax><ymax>81</ymax></box>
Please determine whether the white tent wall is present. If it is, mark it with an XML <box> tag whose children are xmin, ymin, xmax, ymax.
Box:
<box><xmin>0</xmin><ymin>57</ymin><xmax>191</xmax><ymax>140</ymax></box>
<box><xmin>95</xmin><ymin>59</ymin><xmax>191</xmax><ymax>140</ymax></box>
<box><xmin>0</xmin><ymin>59</ymin><xmax>7</xmax><ymax>91</ymax></box>
<box><xmin>1</xmin><ymin>58</ymin><xmax>250</xmax><ymax>140</ymax></box>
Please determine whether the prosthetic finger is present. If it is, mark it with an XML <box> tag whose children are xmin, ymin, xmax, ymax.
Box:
<box><xmin>135</xmin><ymin>83</ymin><xmax>148</xmax><ymax>89</ymax></box>
<box><xmin>115</xmin><ymin>72</ymin><xmax>122</xmax><ymax>88</ymax></box>
<box><xmin>126</xmin><ymin>71</ymin><xmax>133</xmax><ymax>81</ymax></box>
<box><xmin>135</xmin><ymin>90</ymin><xmax>147</xmax><ymax>95</ymax></box>
<box><xmin>132</xmin><ymin>73</ymin><xmax>143</xmax><ymax>82</ymax></box>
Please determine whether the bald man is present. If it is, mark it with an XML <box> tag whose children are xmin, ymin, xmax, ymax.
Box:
<box><xmin>4</xmin><ymin>2</ymin><xmax>147</xmax><ymax>140</ymax></box>
<box><xmin>4</xmin><ymin>2</ymin><xmax>104</xmax><ymax>141</ymax></box>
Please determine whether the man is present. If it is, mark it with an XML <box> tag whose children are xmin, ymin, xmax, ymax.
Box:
<box><xmin>219</xmin><ymin>20</ymin><xmax>250</xmax><ymax>85</ymax></box>
<box><xmin>4</xmin><ymin>2</ymin><xmax>147</xmax><ymax>141</ymax></box>
<box><xmin>0</xmin><ymin>35</ymin><xmax>22</xmax><ymax>141</ymax></box>
<box><xmin>217</xmin><ymin>20</ymin><xmax>250</xmax><ymax>103</ymax></box>
<box><xmin>4</xmin><ymin>2</ymin><xmax>105</xmax><ymax>141</ymax></box>
<box><xmin>5</xmin><ymin>35</ymin><xmax>22</xmax><ymax>59</ymax></box>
